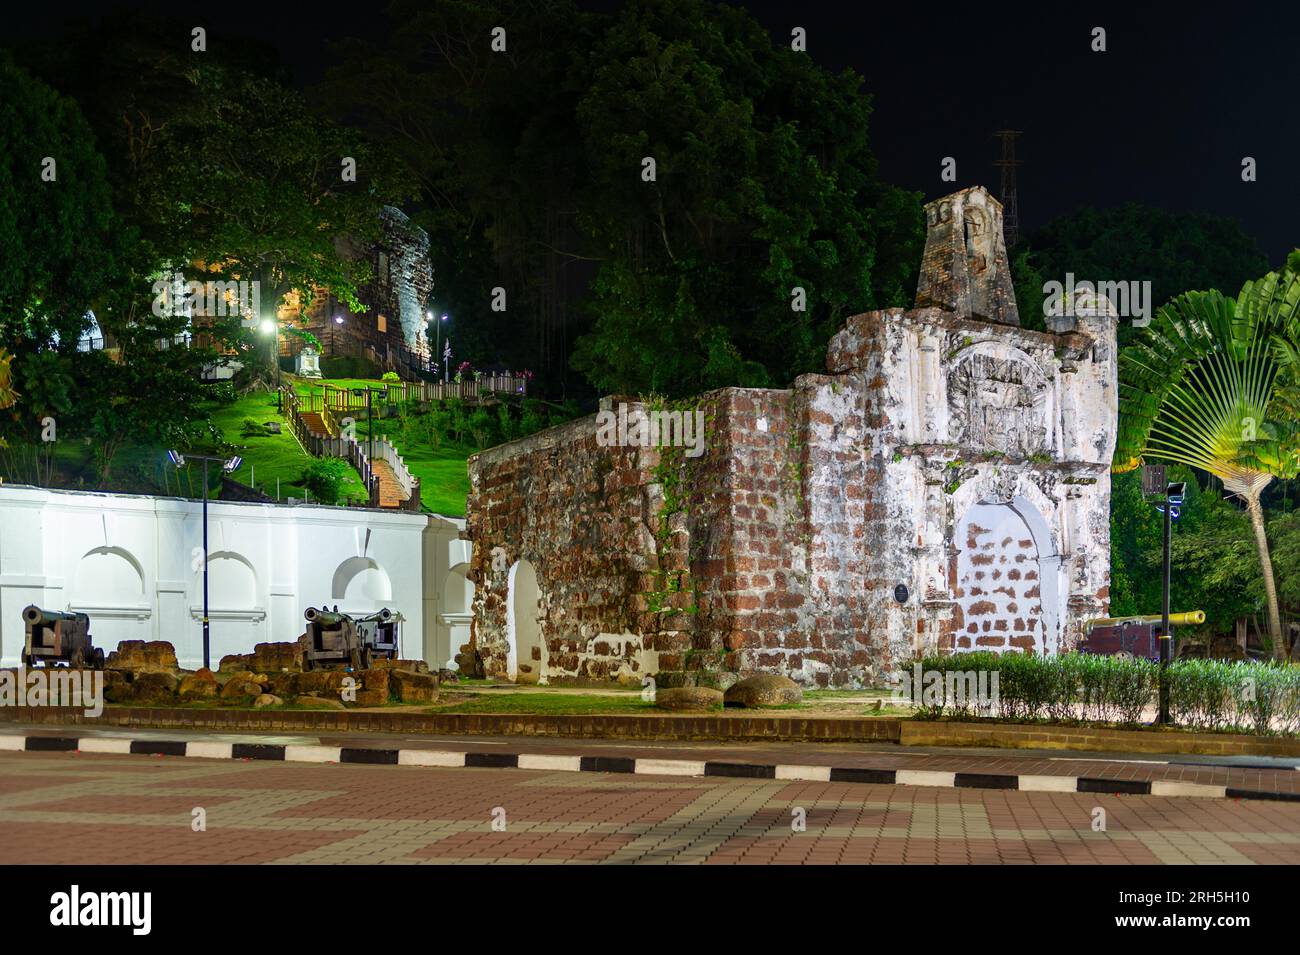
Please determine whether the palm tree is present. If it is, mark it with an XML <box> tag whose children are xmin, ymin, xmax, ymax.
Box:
<box><xmin>1116</xmin><ymin>267</ymin><xmax>1300</xmax><ymax>661</ymax></box>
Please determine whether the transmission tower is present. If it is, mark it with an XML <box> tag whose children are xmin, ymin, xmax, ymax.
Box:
<box><xmin>993</xmin><ymin>130</ymin><xmax>1023</xmax><ymax>247</ymax></box>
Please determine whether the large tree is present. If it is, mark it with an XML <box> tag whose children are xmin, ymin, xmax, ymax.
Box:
<box><xmin>324</xmin><ymin>0</ymin><xmax>922</xmax><ymax>397</ymax></box>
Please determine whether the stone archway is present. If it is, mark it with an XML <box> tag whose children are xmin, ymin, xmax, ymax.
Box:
<box><xmin>505</xmin><ymin>560</ymin><xmax>546</xmax><ymax>684</ymax></box>
<box><xmin>953</xmin><ymin>499</ymin><xmax>1060</xmax><ymax>655</ymax></box>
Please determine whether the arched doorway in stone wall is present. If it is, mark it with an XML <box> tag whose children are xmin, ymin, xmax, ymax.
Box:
<box><xmin>953</xmin><ymin>499</ymin><xmax>1060</xmax><ymax>656</ymax></box>
<box><xmin>505</xmin><ymin>560</ymin><xmax>546</xmax><ymax>684</ymax></box>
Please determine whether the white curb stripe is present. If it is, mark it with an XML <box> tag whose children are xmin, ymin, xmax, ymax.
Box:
<box><xmin>284</xmin><ymin>744</ymin><xmax>341</xmax><ymax>763</ymax></box>
<box><xmin>775</xmin><ymin>764</ymin><xmax>832</xmax><ymax>781</ymax></box>
<box><xmin>635</xmin><ymin>758</ymin><xmax>708</xmax><ymax>777</ymax></box>
<box><xmin>518</xmin><ymin>754</ymin><xmax>583</xmax><ymax>772</ymax></box>
<box><xmin>184</xmin><ymin>741</ymin><xmax>233</xmax><ymax>760</ymax></box>
<box><xmin>2</xmin><ymin>736</ymin><xmax>1276</xmax><ymax>802</ymax></box>
<box><xmin>397</xmin><ymin>749</ymin><xmax>466</xmax><ymax>767</ymax></box>
<box><xmin>896</xmin><ymin>770</ymin><xmax>956</xmax><ymax>788</ymax></box>
<box><xmin>1150</xmin><ymin>780</ymin><xmax>1228</xmax><ymax>798</ymax></box>
<box><xmin>76</xmin><ymin>738</ymin><xmax>134</xmax><ymax>754</ymax></box>
<box><xmin>1018</xmin><ymin>774</ymin><xmax>1080</xmax><ymax>792</ymax></box>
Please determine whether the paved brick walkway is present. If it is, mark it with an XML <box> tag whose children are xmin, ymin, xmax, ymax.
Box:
<box><xmin>1</xmin><ymin>751</ymin><xmax>1297</xmax><ymax>865</ymax></box>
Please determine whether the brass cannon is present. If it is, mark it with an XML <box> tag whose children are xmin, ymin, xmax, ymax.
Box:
<box><xmin>302</xmin><ymin>606</ymin><xmax>400</xmax><ymax>671</ymax></box>
<box><xmin>22</xmin><ymin>606</ymin><xmax>102</xmax><ymax>669</ymax></box>
<box><xmin>1079</xmin><ymin>611</ymin><xmax>1206</xmax><ymax>662</ymax></box>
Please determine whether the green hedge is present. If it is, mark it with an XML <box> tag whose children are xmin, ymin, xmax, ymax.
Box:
<box><xmin>901</xmin><ymin>652</ymin><xmax>1300</xmax><ymax>736</ymax></box>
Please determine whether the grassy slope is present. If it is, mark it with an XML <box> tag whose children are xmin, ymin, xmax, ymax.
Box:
<box><xmin>291</xmin><ymin>375</ymin><xmax>474</xmax><ymax>517</ymax></box>
<box><xmin>21</xmin><ymin>376</ymin><xmax>473</xmax><ymax>514</ymax></box>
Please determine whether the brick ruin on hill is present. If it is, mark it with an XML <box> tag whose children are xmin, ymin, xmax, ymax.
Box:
<box><xmin>464</xmin><ymin>186</ymin><xmax>1117</xmax><ymax>688</ymax></box>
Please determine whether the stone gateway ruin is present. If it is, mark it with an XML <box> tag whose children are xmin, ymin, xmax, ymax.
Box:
<box><xmin>465</xmin><ymin>187</ymin><xmax>1116</xmax><ymax>688</ymax></box>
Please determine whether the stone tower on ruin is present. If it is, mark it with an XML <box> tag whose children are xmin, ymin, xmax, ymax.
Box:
<box><xmin>915</xmin><ymin>186</ymin><xmax>1020</xmax><ymax>326</ymax></box>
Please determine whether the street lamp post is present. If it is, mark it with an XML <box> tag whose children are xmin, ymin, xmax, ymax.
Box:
<box><xmin>1156</xmin><ymin>480</ymin><xmax>1185</xmax><ymax>726</ymax></box>
<box><xmin>426</xmin><ymin>309</ymin><xmax>449</xmax><ymax>378</ymax></box>
<box><xmin>168</xmin><ymin>451</ymin><xmax>242</xmax><ymax>670</ymax></box>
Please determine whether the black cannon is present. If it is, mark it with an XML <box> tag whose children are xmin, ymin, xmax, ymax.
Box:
<box><xmin>22</xmin><ymin>606</ymin><xmax>102</xmax><ymax>669</ymax></box>
<box><xmin>302</xmin><ymin>605</ymin><xmax>400</xmax><ymax>670</ymax></box>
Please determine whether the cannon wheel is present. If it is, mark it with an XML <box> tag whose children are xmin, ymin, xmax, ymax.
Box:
<box><xmin>20</xmin><ymin>650</ymin><xmax>30</xmax><ymax>668</ymax></box>
<box><xmin>349</xmin><ymin>647</ymin><xmax>364</xmax><ymax>671</ymax></box>
<box><xmin>360</xmin><ymin>647</ymin><xmax>373</xmax><ymax>670</ymax></box>
<box><xmin>92</xmin><ymin>648</ymin><xmax>105</xmax><ymax>671</ymax></box>
<box><xmin>70</xmin><ymin>647</ymin><xmax>86</xmax><ymax>669</ymax></box>
<box><xmin>301</xmin><ymin>654</ymin><xmax>314</xmax><ymax>672</ymax></box>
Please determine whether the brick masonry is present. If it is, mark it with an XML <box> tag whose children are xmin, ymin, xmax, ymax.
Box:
<box><xmin>466</xmin><ymin>186</ymin><xmax>1117</xmax><ymax>687</ymax></box>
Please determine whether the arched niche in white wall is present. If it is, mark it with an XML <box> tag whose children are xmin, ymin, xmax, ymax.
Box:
<box><xmin>191</xmin><ymin>551</ymin><xmax>264</xmax><ymax>662</ymax></box>
<box><xmin>438</xmin><ymin>562</ymin><xmax>475</xmax><ymax>671</ymax></box>
<box><xmin>69</xmin><ymin>545</ymin><xmax>151</xmax><ymax>647</ymax></box>
<box><xmin>331</xmin><ymin>556</ymin><xmax>393</xmax><ymax>608</ymax></box>
<box><xmin>202</xmin><ymin>552</ymin><xmax>258</xmax><ymax>609</ymax></box>
<box><xmin>72</xmin><ymin>546</ymin><xmax>145</xmax><ymax>605</ymax></box>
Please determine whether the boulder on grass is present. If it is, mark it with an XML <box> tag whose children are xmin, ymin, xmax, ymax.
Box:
<box><xmin>253</xmin><ymin>694</ymin><xmax>283</xmax><ymax>708</ymax></box>
<box><xmin>353</xmin><ymin>688</ymin><xmax>388</xmax><ymax>707</ymax></box>
<box><xmin>178</xmin><ymin>668</ymin><xmax>219</xmax><ymax>701</ymax></box>
<box><xmin>297</xmin><ymin>694</ymin><xmax>345</xmax><ymax>710</ymax></box>
<box><xmin>293</xmin><ymin>671</ymin><xmax>348</xmax><ymax>695</ymax></box>
<box><xmin>132</xmin><ymin>671</ymin><xmax>180</xmax><ymax>703</ymax></box>
<box><xmin>723</xmin><ymin>674</ymin><xmax>802</xmax><ymax>708</ymax></box>
<box><xmin>654</xmin><ymin>687</ymin><xmax>724</xmax><ymax>711</ymax></box>
<box><xmin>106</xmin><ymin>640</ymin><xmax>178</xmax><ymax>673</ymax></box>
<box><xmin>390</xmin><ymin>669</ymin><xmax>438</xmax><ymax>703</ymax></box>
<box><xmin>248</xmin><ymin>642</ymin><xmax>303</xmax><ymax>672</ymax></box>
<box><xmin>220</xmin><ymin>678</ymin><xmax>264</xmax><ymax>701</ymax></box>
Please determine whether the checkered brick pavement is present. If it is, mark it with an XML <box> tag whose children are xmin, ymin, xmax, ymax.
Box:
<box><xmin>1</xmin><ymin>750</ymin><xmax>1298</xmax><ymax>864</ymax></box>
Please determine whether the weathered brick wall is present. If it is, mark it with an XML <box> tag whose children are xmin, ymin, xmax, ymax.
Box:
<box><xmin>465</xmin><ymin>388</ymin><xmax>881</xmax><ymax>688</ymax></box>
<box><xmin>465</xmin><ymin>410</ymin><xmax>653</xmax><ymax>683</ymax></box>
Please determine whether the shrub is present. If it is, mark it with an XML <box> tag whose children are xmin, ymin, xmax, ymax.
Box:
<box><xmin>381</xmin><ymin>370</ymin><xmax>401</xmax><ymax>383</ymax></box>
<box><xmin>299</xmin><ymin>457</ymin><xmax>350</xmax><ymax>505</ymax></box>
<box><xmin>902</xmin><ymin>651</ymin><xmax>1297</xmax><ymax>735</ymax></box>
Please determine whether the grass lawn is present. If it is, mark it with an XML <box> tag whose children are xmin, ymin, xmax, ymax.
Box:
<box><xmin>204</xmin><ymin>389</ymin><xmax>368</xmax><ymax>504</ymax></box>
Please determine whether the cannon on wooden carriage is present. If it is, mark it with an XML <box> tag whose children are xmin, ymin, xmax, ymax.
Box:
<box><xmin>1078</xmin><ymin>611</ymin><xmax>1206</xmax><ymax>662</ymax></box>
<box><xmin>21</xmin><ymin>605</ymin><xmax>102</xmax><ymax>669</ymax></box>
<box><xmin>301</xmin><ymin>605</ymin><xmax>400</xmax><ymax>670</ymax></box>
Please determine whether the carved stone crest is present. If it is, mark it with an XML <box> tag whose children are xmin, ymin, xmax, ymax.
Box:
<box><xmin>948</xmin><ymin>347</ymin><xmax>1050</xmax><ymax>456</ymax></box>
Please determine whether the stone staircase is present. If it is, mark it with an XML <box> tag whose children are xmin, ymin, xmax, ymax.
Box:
<box><xmin>300</xmin><ymin>411</ymin><xmax>328</xmax><ymax>436</ymax></box>
<box><xmin>370</xmin><ymin>459</ymin><xmax>409</xmax><ymax>507</ymax></box>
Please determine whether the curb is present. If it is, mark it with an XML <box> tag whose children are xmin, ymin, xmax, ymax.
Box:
<box><xmin>5</xmin><ymin>733</ymin><xmax>1297</xmax><ymax>803</ymax></box>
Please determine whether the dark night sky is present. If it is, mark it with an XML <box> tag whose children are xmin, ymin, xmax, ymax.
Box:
<box><xmin>8</xmin><ymin>0</ymin><xmax>1297</xmax><ymax>261</ymax></box>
